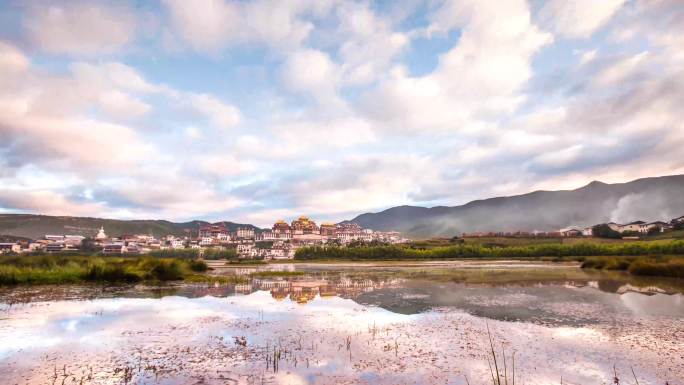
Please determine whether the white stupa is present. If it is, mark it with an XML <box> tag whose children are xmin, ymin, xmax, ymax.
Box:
<box><xmin>96</xmin><ymin>226</ymin><xmax>107</xmax><ymax>240</ymax></box>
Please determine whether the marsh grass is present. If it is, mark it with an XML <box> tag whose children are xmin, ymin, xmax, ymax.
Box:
<box><xmin>295</xmin><ymin>240</ymin><xmax>684</xmax><ymax>261</ymax></box>
<box><xmin>581</xmin><ymin>256</ymin><xmax>684</xmax><ymax>278</ymax></box>
<box><xmin>0</xmin><ymin>255</ymin><xmax>213</xmax><ymax>285</ymax></box>
<box><xmin>227</xmin><ymin>259</ymin><xmax>267</xmax><ymax>265</ymax></box>
<box><xmin>249</xmin><ymin>271</ymin><xmax>305</xmax><ymax>278</ymax></box>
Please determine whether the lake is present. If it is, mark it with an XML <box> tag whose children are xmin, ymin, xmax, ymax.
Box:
<box><xmin>1</xmin><ymin>261</ymin><xmax>682</xmax><ymax>384</ymax></box>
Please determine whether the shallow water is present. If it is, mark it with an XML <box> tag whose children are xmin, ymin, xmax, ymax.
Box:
<box><xmin>1</xmin><ymin>262</ymin><xmax>682</xmax><ymax>385</ymax></box>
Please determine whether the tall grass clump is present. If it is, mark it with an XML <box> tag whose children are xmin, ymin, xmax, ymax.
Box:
<box><xmin>582</xmin><ymin>255</ymin><xmax>684</xmax><ymax>278</ymax></box>
<box><xmin>628</xmin><ymin>258</ymin><xmax>684</xmax><ymax>278</ymax></box>
<box><xmin>83</xmin><ymin>259</ymin><xmax>141</xmax><ymax>283</ymax></box>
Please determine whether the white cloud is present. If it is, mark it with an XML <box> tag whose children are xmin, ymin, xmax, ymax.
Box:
<box><xmin>578</xmin><ymin>49</ymin><xmax>598</xmax><ymax>65</ymax></box>
<box><xmin>335</xmin><ymin>2</ymin><xmax>409</xmax><ymax>86</ymax></box>
<box><xmin>537</xmin><ymin>0</ymin><xmax>626</xmax><ymax>39</ymax></box>
<box><xmin>2</xmin><ymin>0</ymin><xmax>684</xmax><ymax>225</ymax></box>
<box><xmin>0</xmin><ymin>189</ymin><xmax>109</xmax><ymax>217</ymax></box>
<box><xmin>281</xmin><ymin>48</ymin><xmax>342</xmax><ymax>107</ymax></box>
<box><xmin>97</xmin><ymin>91</ymin><xmax>151</xmax><ymax>119</ymax></box>
<box><xmin>162</xmin><ymin>0</ymin><xmax>316</xmax><ymax>53</ymax></box>
<box><xmin>0</xmin><ymin>41</ymin><xmax>29</xmax><ymax>75</ymax></box>
<box><xmin>188</xmin><ymin>93</ymin><xmax>241</xmax><ymax>129</ymax></box>
<box><xmin>593</xmin><ymin>51</ymin><xmax>649</xmax><ymax>86</ymax></box>
<box><xmin>362</xmin><ymin>0</ymin><xmax>552</xmax><ymax>133</ymax></box>
<box><xmin>23</xmin><ymin>2</ymin><xmax>138</xmax><ymax>55</ymax></box>
<box><xmin>70</xmin><ymin>62</ymin><xmax>159</xmax><ymax>94</ymax></box>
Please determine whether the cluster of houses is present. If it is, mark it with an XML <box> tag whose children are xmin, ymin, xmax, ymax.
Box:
<box><xmin>462</xmin><ymin>215</ymin><xmax>684</xmax><ymax>238</ymax></box>
<box><xmin>0</xmin><ymin>216</ymin><xmax>408</xmax><ymax>259</ymax></box>
<box><xmin>197</xmin><ymin>216</ymin><xmax>406</xmax><ymax>259</ymax></box>
<box><xmin>561</xmin><ymin>215</ymin><xmax>684</xmax><ymax>238</ymax></box>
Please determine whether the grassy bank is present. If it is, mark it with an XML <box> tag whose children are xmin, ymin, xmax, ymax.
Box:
<box><xmin>581</xmin><ymin>256</ymin><xmax>684</xmax><ymax>278</ymax></box>
<box><xmin>295</xmin><ymin>242</ymin><xmax>684</xmax><ymax>278</ymax></box>
<box><xmin>295</xmin><ymin>241</ymin><xmax>684</xmax><ymax>261</ymax></box>
<box><xmin>0</xmin><ymin>254</ymin><xmax>213</xmax><ymax>285</ymax></box>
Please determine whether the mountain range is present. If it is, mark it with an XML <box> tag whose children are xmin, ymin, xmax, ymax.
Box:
<box><xmin>347</xmin><ymin>174</ymin><xmax>684</xmax><ymax>238</ymax></box>
<box><xmin>1</xmin><ymin>174</ymin><xmax>683</xmax><ymax>240</ymax></box>
<box><xmin>0</xmin><ymin>215</ymin><xmax>263</xmax><ymax>240</ymax></box>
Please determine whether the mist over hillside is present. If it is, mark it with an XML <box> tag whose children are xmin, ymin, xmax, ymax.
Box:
<box><xmin>347</xmin><ymin>175</ymin><xmax>684</xmax><ymax>238</ymax></box>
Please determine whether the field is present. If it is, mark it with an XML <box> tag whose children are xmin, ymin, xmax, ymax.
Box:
<box><xmin>294</xmin><ymin>240</ymin><xmax>684</xmax><ymax>278</ymax></box>
<box><xmin>0</xmin><ymin>254</ymin><xmax>244</xmax><ymax>285</ymax></box>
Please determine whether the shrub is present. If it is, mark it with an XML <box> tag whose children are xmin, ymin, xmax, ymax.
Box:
<box><xmin>203</xmin><ymin>248</ymin><xmax>238</xmax><ymax>260</ymax></box>
<box><xmin>188</xmin><ymin>259</ymin><xmax>208</xmax><ymax>272</ymax></box>
<box><xmin>144</xmin><ymin>259</ymin><xmax>185</xmax><ymax>281</ymax></box>
<box><xmin>83</xmin><ymin>262</ymin><xmax>141</xmax><ymax>283</ymax></box>
<box><xmin>628</xmin><ymin>258</ymin><xmax>684</xmax><ymax>278</ymax></box>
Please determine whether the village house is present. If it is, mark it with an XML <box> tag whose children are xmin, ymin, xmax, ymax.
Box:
<box><xmin>639</xmin><ymin>221</ymin><xmax>671</xmax><ymax>234</ymax></box>
<box><xmin>199</xmin><ymin>225</ymin><xmax>230</xmax><ymax>241</ymax></box>
<box><xmin>236</xmin><ymin>243</ymin><xmax>257</xmax><ymax>258</ymax></box>
<box><xmin>102</xmin><ymin>243</ymin><xmax>124</xmax><ymax>254</ymax></box>
<box><xmin>619</xmin><ymin>221</ymin><xmax>646</xmax><ymax>233</ymax></box>
<box><xmin>559</xmin><ymin>228</ymin><xmax>582</xmax><ymax>237</ymax></box>
<box><xmin>0</xmin><ymin>243</ymin><xmax>21</xmax><ymax>254</ymax></box>
<box><xmin>236</xmin><ymin>227</ymin><xmax>255</xmax><ymax>240</ymax></box>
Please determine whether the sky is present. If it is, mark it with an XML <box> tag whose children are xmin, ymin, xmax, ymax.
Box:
<box><xmin>0</xmin><ymin>0</ymin><xmax>683</xmax><ymax>227</ymax></box>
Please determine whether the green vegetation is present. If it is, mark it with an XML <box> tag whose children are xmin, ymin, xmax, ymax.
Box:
<box><xmin>295</xmin><ymin>241</ymin><xmax>684</xmax><ymax>261</ymax></box>
<box><xmin>0</xmin><ymin>254</ymin><xmax>210</xmax><ymax>285</ymax></box>
<box><xmin>147</xmin><ymin>248</ymin><xmax>238</xmax><ymax>260</ymax></box>
<box><xmin>228</xmin><ymin>259</ymin><xmax>267</xmax><ymax>265</ymax></box>
<box><xmin>581</xmin><ymin>255</ymin><xmax>684</xmax><ymax>278</ymax></box>
<box><xmin>148</xmin><ymin>249</ymin><xmax>200</xmax><ymax>259</ymax></box>
<box><xmin>249</xmin><ymin>271</ymin><xmax>305</xmax><ymax>278</ymax></box>
<box><xmin>203</xmin><ymin>248</ymin><xmax>238</xmax><ymax>260</ymax></box>
<box><xmin>295</xmin><ymin>242</ymin><xmax>684</xmax><ymax>278</ymax></box>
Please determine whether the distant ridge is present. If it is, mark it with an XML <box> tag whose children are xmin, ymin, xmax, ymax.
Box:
<box><xmin>0</xmin><ymin>214</ymin><xmax>264</xmax><ymax>240</ymax></box>
<box><xmin>3</xmin><ymin>175</ymin><xmax>684</xmax><ymax>240</ymax></box>
<box><xmin>345</xmin><ymin>174</ymin><xmax>684</xmax><ymax>238</ymax></box>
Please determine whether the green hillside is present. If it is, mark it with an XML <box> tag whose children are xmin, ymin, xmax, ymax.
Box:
<box><xmin>0</xmin><ymin>214</ymin><xmax>264</xmax><ymax>240</ymax></box>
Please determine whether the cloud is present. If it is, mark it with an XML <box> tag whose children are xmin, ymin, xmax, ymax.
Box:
<box><xmin>537</xmin><ymin>0</ymin><xmax>626</xmax><ymax>39</ymax></box>
<box><xmin>96</xmin><ymin>91</ymin><xmax>151</xmax><ymax>119</ymax></box>
<box><xmin>361</xmin><ymin>0</ymin><xmax>552</xmax><ymax>133</ymax></box>
<box><xmin>187</xmin><ymin>94</ymin><xmax>241</xmax><ymax>129</ymax></box>
<box><xmin>334</xmin><ymin>2</ymin><xmax>409</xmax><ymax>86</ymax></box>
<box><xmin>70</xmin><ymin>62</ymin><xmax>159</xmax><ymax>94</ymax></box>
<box><xmin>0</xmin><ymin>41</ymin><xmax>29</xmax><ymax>75</ymax></box>
<box><xmin>578</xmin><ymin>49</ymin><xmax>598</xmax><ymax>65</ymax></box>
<box><xmin>2</xmin><ymin>1</ymin><xmax>684</xmax><ymax>227</ymax></box>
<box><xmin>162</xmin><ymin>0</ymin><xmax>317</xmax><ymax>53</ymax></box>
<box><xmin>22</xmin><ymin>1</ymin><xmax>138</xmax><ymax>55</ymax></box>
<box><xmin>0</xmin><ymin>189</ymin><xmax>109</xmax><ymax>216</ymax></box>
<box><xmin>281</xmin><ymin>48</ymin><xmax>342</xmax><ymax>107</ymax></box>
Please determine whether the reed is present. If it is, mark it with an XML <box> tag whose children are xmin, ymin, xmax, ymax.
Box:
<box><xmin>0</xmin><ymin>254</ymin><xmax>217</xmax><ymax>285</ymax></box>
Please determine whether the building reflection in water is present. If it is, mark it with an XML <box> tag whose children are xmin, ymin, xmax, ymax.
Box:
<box><xmin>230</xmin><ymin>276</ymin><xmax>403</xmax><ymax>305</ymax></box>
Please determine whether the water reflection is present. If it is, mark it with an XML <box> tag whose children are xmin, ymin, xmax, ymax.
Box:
<box><xmin>0</xmin><ymin>266</ymin><xmax>683</xmax><ymax>385</ymax></box>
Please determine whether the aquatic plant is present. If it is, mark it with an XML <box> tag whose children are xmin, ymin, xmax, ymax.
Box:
<box><xmin>0</xmin><ymin>254</ymin><xmax>221</xmax><ymax>285</ymax></box>
<box><xmin>582</xmin><ymin>256</ymin><xmax>684</xmax><ymax>278</ymax></box>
